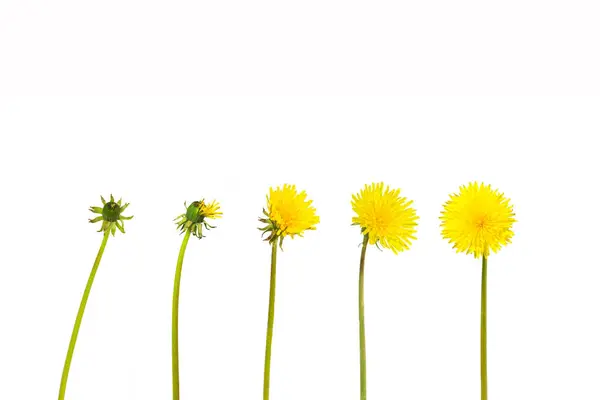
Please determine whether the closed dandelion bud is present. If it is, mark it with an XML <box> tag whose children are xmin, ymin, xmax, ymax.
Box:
<box><xmin>89</xmin><ymin>194</ymin><xmax>133</xmax><ymax>236</ymax></box>
<box><xmin>58</xmin><ymin>194</ymin><xmax>132</xmax><ymax>400</ymax></box>
<box><xmin>102</xmin><ymin>201</ymin><xmax>121</xmax><ymax>222</ymax></box>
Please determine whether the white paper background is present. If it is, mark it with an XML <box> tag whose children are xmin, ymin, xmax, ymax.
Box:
<box><xmin>1</xmin><ymin>1</ymin><xmax>600</xmax><ymax>399</ymax></box>
<box><xmin>1</xmin><ymin>0</ymin><xmax>600</xmax><ymax>96</ymax></box>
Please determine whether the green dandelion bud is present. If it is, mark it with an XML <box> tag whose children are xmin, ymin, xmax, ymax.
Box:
<box><xmin>186</xmin><ymin>201</ymin><xmax>205</xmax><ymax>223</ymax></box>
<box><xmin>58</xmin><ymin>195</ymin><xmax>133</xmax><ymax>400</ymax></box>
<box><xmin>89</xmin><ymin>194</ymin><xmax>133</xmax><ymax>235</ymax></box>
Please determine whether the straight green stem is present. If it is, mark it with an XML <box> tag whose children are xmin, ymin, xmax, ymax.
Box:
<box><xmin>263</xmin><ymin>242</ymin><xmax>278</xmax><ymax>400</ymax></box>
<box><xmin>172</xmin><ymin>229</ymin><xmax>192</xmax><ymax>400</ymax></box>
<box><xmin>481</xmin><ymin>255</ymin><xmax>488</xmax><ymax>400</ymax></box>
<box><xmin>359</xmin><ymin>235</ymin><xmax>368</xmax><ymax>400</ymax></box>
<box><xmin>58</xmin><ymin>230</ymin><xmax>110</xmax><ymax>400</ymax></box>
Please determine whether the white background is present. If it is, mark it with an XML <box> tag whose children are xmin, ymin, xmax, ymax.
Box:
<box><xmin>1</xmin><ymin>2</ymin><xmax>600</xmax><ymax>400</ymax></box>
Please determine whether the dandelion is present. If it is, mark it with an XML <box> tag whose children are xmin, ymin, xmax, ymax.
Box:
<box><xmin>441</xmin><ymin>182</ymin><xmax>515</xmax><ymax>258</ymax></box>
<box><xmin>440</xmin><ymin>182</ymin><xmax>515</xmax><ymax>400</ymax></box>
<box><xmin>259</xmin><ymin>184</ymin><xmax>319</xmax><ymax>400</ymax></box>
<box><xmin>171</xmin><ymin>199</ymin><xmax>222</xmax><ymax>400</ymax></box>
<box><xmin>351</xmin><ymin>183</ymin><xmax>418</xmax><ymax>400</ymax></box>
<box><xmin>352</xmin><ymin>182</ymin><xmax>418</xmax><ymax>254</ymax></box>
<box><xmin>259</xmin><ymin>184</ymin><xmax>320</xmax><ymax>248</ymax></box>
<box><xmin>58</xmin><ymin>195</ymin><xmax>133</xmax><ymax>400</ymax></box>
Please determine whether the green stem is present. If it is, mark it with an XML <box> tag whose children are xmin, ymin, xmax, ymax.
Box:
<box><xmin>172</xmin><ymin>229</ymin><xmax>192</xmax><ymax>400</ymax></box>
<box><xmin>359</xmin><ymin>235</ymin><xmax>368</xmax><ymax>400</ymax></box>
<box><xmin>58</xmin><ymin>230</ymin><xmax>110</xmax><ymax>400</ymax></box>
<box><xmin>481</xmin><ymin>255</ymin><xmax>488</xmax><ymax>400</ymax></box>
<box><xmin>263</xmin><ymin>242</ymin><xmax>278</xmax><ymax>400</ymax></box>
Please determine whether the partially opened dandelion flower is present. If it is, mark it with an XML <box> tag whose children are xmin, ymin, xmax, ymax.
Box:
<box><xmin>259</xmin><ymin>184</ymin><xmax>318</xmax><ymax>400</ymax></box>
<box><xmin>171</xmin><ymin>198</ymin><xmax>221</xmax><ymax>400</ymax></box>
<box><xmin>352</xmin><ymin>182</ymin><xmax>418</xmax><ymax>254</ymax></box>
<box><xmin>174</xmin><ymin>199</ymin><xmax>222</xmax><ymax>239</ymax></box>
<box><xmin>89</xmin><ymin>194</ymin><xmax>133</xmax><ymax>235</ymax></box>
<box><xmin>440</xmin><ymin>182</ymin><xmax>515</xmax><ymax>258</ymax></box>
<box><xmin>259</xmin><ymin>184</ymin><xmax>320</xmax><ymax>248</ymax></box>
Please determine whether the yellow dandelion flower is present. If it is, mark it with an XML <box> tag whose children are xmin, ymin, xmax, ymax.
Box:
<box><xmin>352</xmin><ymin>182</ymin><xmax>418</xmax><ymax>254</ymax></box>
<box><xmin>441</xmin><ymin>182</ymin><xmax>516</xmax><ymax>399</ymax></box>
<box><xmin>440</xmin><ymin>182</ymin><xmax>515</xmax><ymax>258</ymax></box>
<box><xmin>260</xmin><ymin>185</ymin><xmax>319</xmax><ymax>399</ymax></box>
<box><xmin>259</xmin><ymin>184</ymin><xmax>319</xmax><ymax>246</ymax></box>
<box><xmin>351</xmin><ymin>183</ymin><xmax>417</xmax><ymax>400</ymax></box>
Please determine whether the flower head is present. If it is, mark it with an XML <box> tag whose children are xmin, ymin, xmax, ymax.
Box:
<box><xmin>89</xmin><ymin>194</ymin><xmax>133</xmax><ymax>235</ymax></box>
<box><xmin>440</xmin><ymin>182</ymin><xmax>516</xmax><ymax>258</ymax></box>
<box><xmin>259</xmin><ymin>184</ymin><xmax>319</xmax><ymax>247</ymax></box>
<box><xmin>352</xmin><ymin>182</ymin><xmax>418</xmax><ymax>254</ymax></box>
<box><xmin>175</xmin><ymin>199</ymin><xmax>222</xmax><ymax>239</ymax></box>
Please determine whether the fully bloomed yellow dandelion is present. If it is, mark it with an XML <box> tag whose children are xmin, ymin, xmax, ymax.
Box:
<box><xmin>259</xmin><ymin>184</ymin><xmax>318</xmax><ymax>400</ymax></box>
<box><xmin>440</xmin><ymin>182</ymin><xmax>515</xmax><ymax>258</ymax></box>
<box><xmin>352</xmin><ymin>182</ymin><xmax>418</xmax><ymax>254</ymax></box>
<box><xmin>440</xmin><ymin>181</ymin><xmax>515</xmax><ymax>400</ymax></box>
<box><xmin>259</xmin><ymin>184</ymin><xmax>320</xmax><ymax>247</ymax></box>
<box><xmin>351</xmin><ymin>182</ymin><xmax>418</xmax><ymax>400</ymax></box>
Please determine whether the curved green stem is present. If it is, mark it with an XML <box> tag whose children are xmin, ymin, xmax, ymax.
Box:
<box><xmin>172</xmin><ymin>229</ymin><xmax>192</xmax><ymax>400</ymax></box>
<box><xmin>358</xmin><ymin>235</ymin><xmax>368</xmax><ymax>400</ymax></box>
<box><xmin>263</xmin><ymin>242</ymin><xmax>278</xmax><ymax>400</ymax></box>
<box><xmin>481</xmin><ymin>255</ymin><xmax>488</xmax><ymax>400</ymax></box>
<box><xmin>58</xmin><ymin>230</ymin><xmax>110</xmax><ymax>400</ymax></box>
